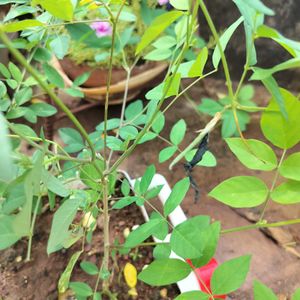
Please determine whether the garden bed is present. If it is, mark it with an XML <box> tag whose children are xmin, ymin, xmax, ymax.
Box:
<box><xmin>0</xmin><ymin>183</ymin><xmax>179</xmax><ymax>300</ymax></box>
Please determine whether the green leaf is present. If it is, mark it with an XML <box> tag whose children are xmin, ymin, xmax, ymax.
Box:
<box><xmin>6</xmin><ymin>79</ymin><xmax>18</xmax><ymax>89</ymax></box>
<box><xmin>251</xmin><ymin>58</ymin><xmax>300</xmax><ymax>81</ymax></box>
<box><xmin>3</xmin><ymin>20</ymin><xmax>44</xmax><ymax>32</ymax></box>
<box><xmin>58</xmin><ymin>251</ymin><xmax>82</xmax><ymax>293</ymax></box>
<box><xmin>0</xmin><ymin>63</ymin><xmax>10</xmax><ymax>79</ymax></box>
<box><xmin>170</xmin><ymin>0</ymin><xmax>189</xmax><ymax>10</ymax></box>
<box><xmin>11</xmin><ymin>123</ymin><xmax>37</xmax><ymax>138</ymax></box>
<box><xmin>42</xmin><ymin>170</ymin><xmax>70</xmax><ymax>197</ymax></box>
<box><xmin>159</xmin><ymin>146</ymin><xmax>177</xmax><ymax>163</ymax></box>
<box><xmin>33</xmin><ymin>48</ymin><xmax>52</xmax><ymax>62</ymax></box>
<box><xmin>271</xmin><ymin>181</ymin><xmax>300</xmax><ymax>204</ymax></box>
<box><xmin>279</xmin><ymin>152</ymin><xmax>300</xmax><ymax>181</ymax></box>
<box><xmin>47</xmin><ymin>196</ymin><xmax>81</xmax><ymax>254</ymax></box>
<box><xmin>145</xmin><ymin>185</ymin><xmax>164</xmax><ymax>200</ymax></box>
<box><xmin>136</xmin><ymin>11</ymin><xmax>184</xmax><ymax>54</ymax></box>
<box><xmin>188</xmin><ymin>47</ymin><xmax>208</xmax><ymax>77</ymax></box>
<box><xmin>140</xmin><ymin>165</ymin><xmax>156</xmax><ymax>194</ymax></box>
<box><xmin>174</xmin><ymin>291</ymin><xmax>210</xmax><ymax>300</ymax></box>
<box><xmin>96</xmin><ymin>118</ymin><xmax>120</xmax><ymax>131</ymax></box>
<box><xmin>260</xmin><ymin>89</ymin><xmax>300</xmax><ymax>149</ymax></box>
<box><xmin>42</xmin><ymin>63</ymin><xmax>64</xmax><ymax>88</ymax></box>
<box><xmin>8</xmin><ymin>62</ymin><xmax>22</xmax><ymax>82</ymax></box>
<box><xmin>138</xmin><ymin>258</ymin><xmax>191</xmax><ymax>286</ymax></box>
<box><xmin>170</xmin><ymin>216</ymin><xmax>211</xmax><ymax>259</ymax></box>
<box><xmin>124</xmin><ymin>218</ymin><xmax>165</xmax><ymax>248</ymax></box>
<box><xmin>153</xmin><ymin>243</ymin><xmax>171</xmax><ymax>259</ymax></box>
<box><xmin>15</xmin><ymin>87</ymin><xmax>32</xmax><ymax>105</ymax></box>
<box><xmin>225</xmin><ymin>138</ymin><xmax>277</xmax><ymax>171</ymax></box>
<box><xmin>256</xmin><ymin>25</ymin><xmax>300</xmax><ymax>57</ymax></box>
<box><xmin>292</xmin><ymin>288</ymin><xmax>300</xmax><ymax>300</ymax></box>
<box><xmin>73</xmin><ymin>72</ymin><xmax>91</xmax><ymax>87</ymax></box>
<box><xmin>238</xmin><ymin>84</ymin><xmax>255</xmax><ymax>102</ymax></box>
<box><xmin>144</xmin><ymin>48</ymin><xmax>172</xmax><ymax>61</ymax></box>
<box><xmin>50</xmin><ymin>35</ymin><xmax>70</xmax><ymax>60</ymax></box>
<box><xmin>0</xmin><ymin>112</ymin><xmax>14</xmax><ymax>182</ymax></box>
<box><xmin>69</xmin><ymin>282</ymin><xmax>93</xmax><ymax>297</ymax></box>
<box><xmin>112</xmin><ymin>196</ymin><xmax>137</xmax><ymax>209</ymax></box>
<box><xmin>121</xmin><ymin>178</ymin><xmax>130</xmax><ymax>196</ymax></box>
<box><xmin>209</xmin><ymin>176</ymin><xmax>268</xmax><ymax>208</ymax></box>
<box><xmin>59</xmin><ymin>127</ymin><xmax>85</xmax><ymax>153</ymax></box>
<box><xmin>80</xmin><ymin>261</ymin><xmax>99</xmax><ymax>275</ymax></box>
<box><xmin>211</xmin><ymin>255</ymin><xmax>251</xmax><ymax>295</ymax></box>
<box><xmin>164</xmin><ymin>177</ymin><xmax>190</xmax><ymax>216</ymax></box>
<box><xmin>198</xmin><ymin>98</ymin><xmax>223</xmax><ymax>116</ymax></box>
<box><xmin>243</xmin><ymin>0</ymin><xmax>274</xmax><ymax>15</ymax></box>
<box><xmin>185</xmin><ymin>150</ymin><xmax>217</xmax><ymax>167</ymax></box>
<box><xmin>152</xmin><ymin>111</ymin><xmax>165</xmax><ymax>134</ymax></box>
<box><xmin>260</xmin><ymin>76</ymin><xmax>287</xmax><ymax>119</ymax></box>
<box><xmin>153</xmin><ymin>36</ymin><xmax>177</xmax><ymax>49</ymax></box>
<box><xmin>170</xmin><ymin>119</ymin><xmax>186</xmax><ymax>146</ymax></box>
<box><xmin>32</xmin><ymin>0</ymin><xmax>74</xmax><ymax>21</ymax></box>
<box><xmin>212</xmin><ymin>17</ymin><xmax>244</xmax><ymax>68</ymax></box>
<box><xmin>119</xmin><ymin>125</ymin><xmax>138</xmax><ymax>141</ymax></box>
<box><xmin>190</xmin><ymin>222</ymin><xmax>220</xmax><ymax>268</ymax></box>
<box><xmin>253</xmin><ymin>280</ymin><xmax>277</xmax><ymax>300</ymax></box>
<box><xmin>0</xmin><ymin>215</ymin><xmax>21</xmax><ymax>250</ymax></box>
<box><xmin>125</xmin><ymin>100</ymin><xmax>143</xmax><ymax>121</ymax></box>
<box><xmin>30</xmin><ymin>102</ymin><xmax>57</xmax><ymax>117</ymax></box>
<box><xmin>164</xmin><ymin>73</ymin><xmax>181</xmax><ymax>98</ymax></box>
<box><xmin>79</xmin><ymin>160</ymin><xmax>104</xmax><ymax>191</ymax></box>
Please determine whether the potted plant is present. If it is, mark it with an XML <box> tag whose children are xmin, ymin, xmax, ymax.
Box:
<box><xmin>52</xmin><ymin>0</ymin><xmax>171</xmax><ymax>104</ymax></box>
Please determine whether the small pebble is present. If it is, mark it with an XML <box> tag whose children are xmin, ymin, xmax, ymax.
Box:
<box><xmin>15</xmin><ymin>256</ymin><xmax>22</xmax><ymax>263</ymax></box>
<box><xmin>132</xmin><ymin>224</ymin><xmax>139</xmax><ymax>231</ymax></box>
<box><xmin>160</xmin><ymin>288</ymin><xmax>168</xmax><ymax>298</ymax></box>
<box><xmin>123</xmin><ymin>227</ymin><xmax>130</xmax><ymax>238</ymax></box>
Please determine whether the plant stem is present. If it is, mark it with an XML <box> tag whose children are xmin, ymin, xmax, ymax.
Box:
<box><xmin>26</xmin><ymin>194</ymin><xmax>42</xmax><ymax>262</ymax></box>
<box><xmin>198</xmin><ymin>0</ymin><xmax>246</xmax><ymax>140</ymax></box>
<box><xmin>222</xmin><ymin>218</ymin><xmax>300</xmax><ymax>234</ymax></box>
<box><xmin>0</xmin><ymin>27</ymin><xmax>98</xmax><ymax>162</ymax></box>
<box><xmin>107</xmin><ymin>66</ymin><xmax>132</xmax><ymax>166</ymax></box>
<box><xmin>8</xmin><ymin>124</ymin><xmax>89</xmax><ymax>163</ymax></box>
<box><xmin>259</xmin><ymin>149</ymin><xmax>287</xmax><ymax>221</ymax></box>
<box><xmin>108</xmin><ymin>5</ymin><xmax>198</xmax><ymax>175</ymax></box>
<box><xmin>169</xmin><ymin>112</ymin><xmax>222</xmax><ymax>169</ymax></box>
<box><xmin>162</xmin><ymin>69</ymin><xmax>218</xmax><ymax>114</ymax></box>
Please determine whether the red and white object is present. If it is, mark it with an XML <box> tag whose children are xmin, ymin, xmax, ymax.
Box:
<box><xmin>121</xmin><ymin>172</ymin><xmax>224</xmax><ymax>296</ymax></box>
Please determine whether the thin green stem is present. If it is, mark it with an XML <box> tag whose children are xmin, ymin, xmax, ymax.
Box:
<box><xmin>259</xmin><ymin>149</ymin><xmax>287</xmax><ymax>221</ymax></box>
<box><xmin>26</xmin><ymin>194</ymin><xmax>42</xmax><ymax>262</ymax></box>
<box><xmin>8</xmin><ymin>124</ymin><xmax>88</xmax><ymax>163</ymax></box>
<box><xmin>162</xmin><ymin>69</ymin><xmax>218</xmax><ymax>114</ymax></box>
<box><xmin>108</xmin><ymin>5</ymin><xmax>198</xmax><ymax>175</ymax></box>
<box><xmin>222</xmin><ymin>218</ymin><xmax>300</xmax><ymax>234</ymax></box>
<box><xmin>0</xmin><ymin>27</ymin><xmax>98</xmax><ymax>162</ymax></box>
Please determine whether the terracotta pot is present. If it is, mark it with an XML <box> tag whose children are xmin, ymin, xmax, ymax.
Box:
<box><xmin>52</xmin><ymin>56</ymin><xmax>167</xmax><ymax>105</ymax></box>
<box><xmin>59</xmin><ymin>58</ymin><xmax>159</xmax><ymax>88</ymax></box>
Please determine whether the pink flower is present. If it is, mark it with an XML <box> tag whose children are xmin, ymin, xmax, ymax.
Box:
<box><xmin>90</xmin><ymin>21</ymin><xmax>112</xmax><ymax>37</ymax></box>
<box><xmin>158</xmin><ymin>0</ymin><xmax>169</xmax><ymax>5</ymax></box>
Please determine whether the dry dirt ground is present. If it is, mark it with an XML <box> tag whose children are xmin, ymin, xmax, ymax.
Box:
<box><xmin>2</xmin><ymin>78</ymin><xmax>300</xmax><ymax>299</ymax></box>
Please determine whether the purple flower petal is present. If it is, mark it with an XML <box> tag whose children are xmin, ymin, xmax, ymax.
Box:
<box><xmin>158</xmin><ymin>0</ymin><xmax>169</xmax><ymax>5</ymax></box>
<box><xmin>90</xmin><ymin>21</ymin><xmax>112</xmax><ymax>37</ymax></box>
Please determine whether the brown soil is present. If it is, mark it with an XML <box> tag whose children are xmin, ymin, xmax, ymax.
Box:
<box><xmin>0</xmin><ymin>185</ymin><xmax>178</xmax><ymax>300</ymax></box>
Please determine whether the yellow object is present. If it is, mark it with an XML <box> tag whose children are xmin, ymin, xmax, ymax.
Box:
<box><xmin>79</xmin><ymin>0</ymin><xmax>93</xmax><ymax>5</ymax></box>
<box><xmin>88</xmin><ymin>3</ymin><xmax>98</xmax><ymax>10</ymax></box>
<box><xmin>82</xmin><ymin>211</ymin><xmax>96</xmax><ymax>230</ymax></box>
<box><xmin>124</xmin><ymin>263</ymin><xmax>137</xmax><ymax>288</ymax></box>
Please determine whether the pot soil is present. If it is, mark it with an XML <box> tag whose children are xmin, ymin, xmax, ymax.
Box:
<box><xmin>52</xmin><ymin>57</ymin><xmax>167</xmax><ymax>105</ymax></box>
<box><xmin>0</xmin><ymin>182</ymin><xmax>179</xmax><ymax>300</ymax></box>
